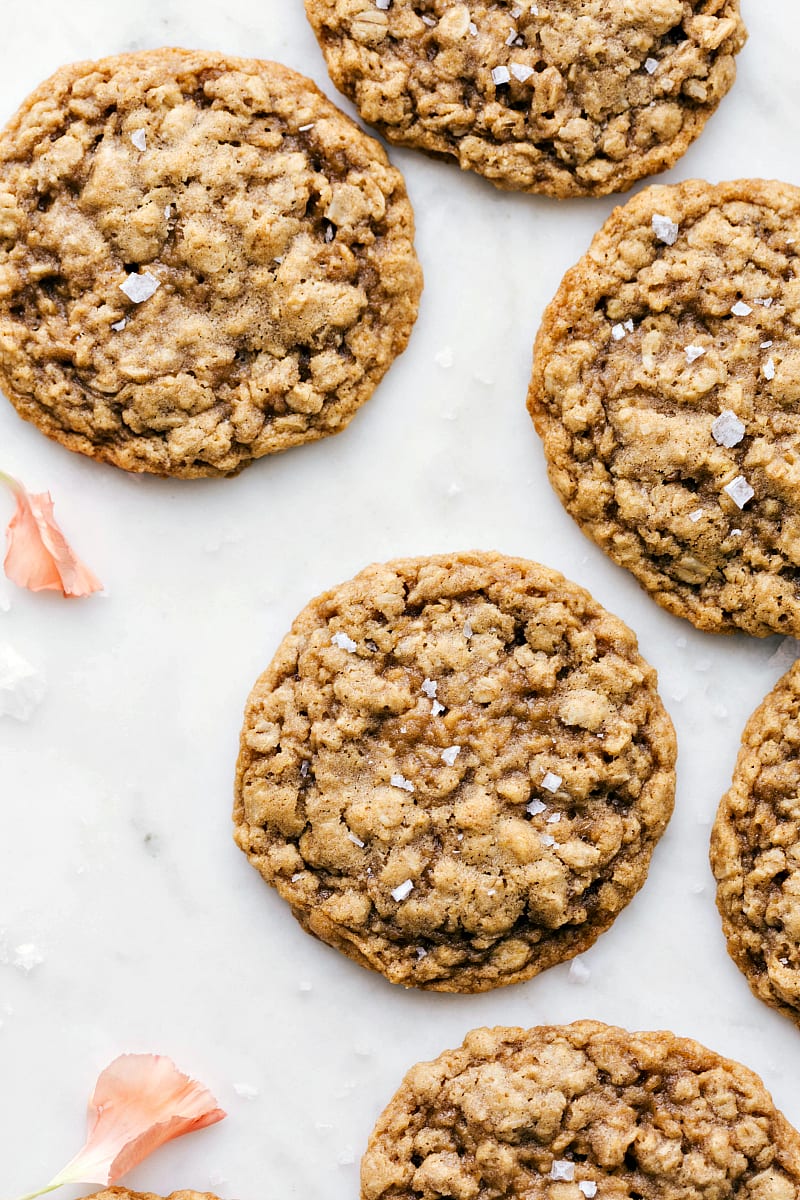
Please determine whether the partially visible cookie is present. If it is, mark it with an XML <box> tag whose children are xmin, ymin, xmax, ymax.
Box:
<box><xmin>711</xmin><ymin>661</ymin><xmax>800</xmax><ymax>1027</ymax></box>
<box><xmin>529</xmin><ymin>178</ymin><xmax>800</xmax><ymax>637</ymax></box>
<box><xmin>0</xmin><ymin>48</ymin><xmax>422</xmax><ymax>477</ymax></box>
<box><xmin>85</xmin><ymin>1192</ymin><xmax>217</xmax><ymax>1200</ymax></box>
<box><xmin>305</xmin><ymin>0</ymin><xmax>746</xmax><ymax>198</ymax></box>
<box><xmin>234</xmin><ymin>551</ymin><xmax>676</xmax><ymax>993</ymax></box>
<box><xmin>362</xmin><ymin>1021</ymin><xmax>800</xmax><ymax>1200</ymax></box>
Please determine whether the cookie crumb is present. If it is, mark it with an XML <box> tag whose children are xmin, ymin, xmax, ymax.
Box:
<box><xmin>391</xmin><ymin>879</ymin><xmax>414</xmax><ymax>902</ymax></box>
<box><xmin>441</xmin><ymin>745</ymin><xmax>461</xmax><ymax>766</ymax></box>
<box><xmin>723</xmin><ymin>476</ymin><xmax>755</xmax><ymax>509</ymax></box>
<box><xmin>331</xmin><ymin>631</ymin><xmax>358</xmax><ymax>652</ymax></box>
<box><xmin>652</xmin><ymin>213</ymin><xmax>679</xmax><ymax>245</ymax></box>
<box><xmin>711</xmin><ymin>410</ymin><xmax>746</xmax><ymax>448</ymax></box>
<box><xmin>119</xmin><ymin>271</ymin><xmax>160</xmax><ymax>304</ymax></box>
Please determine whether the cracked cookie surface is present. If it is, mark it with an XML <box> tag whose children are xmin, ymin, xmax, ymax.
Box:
<box><xmin>711</xmin><ymin>661</ymin><xmax>800</xmax><ymax>1028</ymax></box>
<box><xmin>234</xmin><ymin>551</ymin><xmax>676</xmax><ymax>993</ymax></box>
<box><xmin>0</xmin><ymin>48</ymin><xmax>422</xmax><ymax>477</ymax></box>
<box><xmin>305</xmin><ymin>0</ymin><xmax>746</xmax><ymax>198</ymax></box>
<box><xmin>361</xmin><ymin>1021</ymin><xmax>800</xmax><ymax>1200</ymax></box>
<box><xmin>528</xmin><ymin>179</ymin><xmax>800</xmax><ymax>638</ymax></box>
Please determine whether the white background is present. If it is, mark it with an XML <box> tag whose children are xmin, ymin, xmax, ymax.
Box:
<box><xmin>1</xmin><ymin>4</ymin><xmax>799</xmax><ymax>1198</ymax></box>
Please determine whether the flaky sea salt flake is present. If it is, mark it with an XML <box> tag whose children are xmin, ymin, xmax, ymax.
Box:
<box><xmin>711</xmin><ymin>409</ymin><xmax>746</xmax><ymax>448</ymax></box>
<box><xmin>491</xmin><ymin>65</ymin><xmax>511</xmax><ymax>85</ymax></box>
<box><xmin>298</xmin><ymin>122</ymin><xmax>315</xmax><ymax>131</ymax></box>
<box><xmin>764</xmin><ymin>357</ymin><xmax>776</xmax><ymax>380</ymax></box>
<box><xmin>510</xmin><ymin>62</ymin><xmax>535</xmax><ymax>82</ymax></box>
<box><xmin>130</xmin><ymin>128</ymin><xmax>147</xmax><ymax>151</ymax></box>
<box><xmin>723</xmin><ymin>475</ymin><xmax>755</xmax><ymax>509</ymax></box>
<box><xmin>542</xmin><ymin>770</ymin><xmax>562</xmax><ymax>792</ymax></box>
<box><xmin>644</xmin><ymin>57</ymin><xmax>658</xmax><ymax>74</ymax></box>
<box><xmin>611</xmin><ymin>323</ymin><xmax>626</xmax><ymax>341</ymax></box>
<box><xmin>441</xmin><ymin>745</ymin><xmax>461</xmax><ymax>766</ymax></box>
<box><xmin>541</xmin><ymin>834</ymin><xmax>556</xmax><ymax>847</ymax></box>
<box><xmin>120</xmin><ymin>271</ymin><xmax>160</xmax><ymax>304</ymax></box>
<box><xmin>331</xmin><ymin>631</ymin><xmax>358</xmax><ymax>652</ymax></box>
<box><xmin>463</xmin><ymin>620</ymin><xmax>474</xmax><ymax>639</ymax></box>
<box><xmin>652</xmin><ymin>213</ymin><xmax>679</xmax><ymax>245</ymax></box>
<box><xmin>347</xmin><ymin>831</ymin><xmax>365</xmax><ymax>847</ymax></box>
<box><xmin>731</xmin><ymin>300</ymin><xmax>752</xmax><ymax>317</ymax></box>
<box><xmin>579</xmin><ymin>1183</ymin><xmax>598</xmax><ymax>1198</ymax></box>
<box><xmin>431</xmin><ymin>699</ymin><xmax>445</xmax><ymax>716</ymax></box>
<box><xmin>685</xmin><ymin>344</ymin><xmax>705</xmax><ymax>363</ymax></box>
<box><xmin>390</xmin><ymin>773</ymin><xmax>415</xmax><ymax>793</ymax></box>
<box><xmin>422</xmin><ymin>678</ymin><xmax>438</xmax><ymax>698</ymax></box>
<box><xmin>391</xmin><ymin>879</ymin><xmax>414</xmax><ymax>902</ymax></box>
<box><xmin>527</xmin><ymin>798</ymin><xmax>547</xmax><ymax>816</ymax></box>
<box><xmin>551</xmin><ymin>1161</ymin><xmax>575</xmax><ymax>1182</ymax></box>
<box><xmin>111</xmin><ymin>318</ymin><xmax>127</xmax><ymax>332</ymax></box>
<box><xmin>689</xmin><ymin>509</ymin><xmax>704</xmax><ymax>523</ymax></box>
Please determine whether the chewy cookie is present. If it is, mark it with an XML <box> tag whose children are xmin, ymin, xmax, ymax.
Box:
<box><xmin>234</xmin><ymin>551</ymin><xmax>676</xmax><ymax>993</ymax></box>
<box><xmin>0</xmin><ymin>48</ymin><xmax>422</xmax><ymax>477</ymax></box>
<box><xmin>362</xmin><ymin>1021</ymin><xmax>800</xmax><ymax>1200</ymax></box>
<box><xmin>85</xmin><ymin>1193</ymin><xmax>216</xmax><ymax>1200</ymax></box>
<box><xmin>711</xmin><ymin>661</ymin><xmax>800</xmax><ymax>1028</ymax></box>
<box><xmin>305</xmin><ymin>0</ymin><xmax>746</xmax><ymax>198</ymax></box>
<box><xmin>529</xmin><ymin>179</ymin><xmax>800</xmax><ymax>638</ymax></box>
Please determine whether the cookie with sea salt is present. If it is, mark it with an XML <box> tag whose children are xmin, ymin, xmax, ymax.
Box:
<box><xmin>0</xmin><ymin>48</ymin><xmax>422</xmax><ymax>477</ymax></box>
<box><xmin>528</xmin><ymin>178</ymin><xmax>800</xmax><ymax>637</ymax></box>
<box><xmin>711</xmin><ymin>660</ymin><xmax>800</xmax><ymax>1028</ymax></box>
<box><xmin>361</xmin><ymin>1021</ymin><xmax>800</xmax><ymax>1200</ymax></box>
<box><xmin>234</xmin><ymin>551</ymin><xmax>676</xmax><ymax>993</ymax></box>
<box><xmin>304</xmin><ymin>0</ymin><xmax>746</xmax><ymax>198</ymax></box>
<box><xmin>84</xmin><ymin>1192</ymin><xmax>217</xmax><ymax>1200</ymax></box>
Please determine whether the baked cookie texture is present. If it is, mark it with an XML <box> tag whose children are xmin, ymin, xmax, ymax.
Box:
<box><xmin>711</xmin><ymin>661</ymin><xmax>800</xmax><ymax>1028</ymax></box>
<box><xmin>305</xmin><ymin>0</ymin><xmax>746</xmax><ymax>198</ymax></box>
<box><xmin>361</xmin><ymin>1021</ymin><xmax>800</xmax><ymax>1200</ymax></box>
<box><xmin>84</xmin><ymin>1192</ymin><xmax>217</xmax><ymax>1200</ymax></box>
<box><xmin>0</xmin><ymin>48</ymin><xmax>422</xmax><ymax>477</ymax></box>
<box><xmin>529</xmin><ymin>179</ymin><xmax>800</xmax><ymax>638</ymax></box>
<box><xmin>234</xmin><ymin>551</ymin><xmax>676</xmax><ymax>993</ymax></box>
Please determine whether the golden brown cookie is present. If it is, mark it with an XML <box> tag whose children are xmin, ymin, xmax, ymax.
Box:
<box><xmin>234</xmin><ymin>551</ymin><xmax>676</xmax><ymax>993</ymax></box>
<box><xmin>711</xmin><ymin>661</ymin><xmax>800</xmax><ymax>1027</ymax></box>
<box><xmin>84</xmin><ymin>1192</ymin><xmax>216</xmax><ymax>1200</ymax></box>
<box><xmin>304</xmin><ymin>0</ymin><xmax>746</xmax><ymax>198</ymax></box>
<box><xmin>0</xmin><ymin>48</ymin><xmax>422</xmax><ymax>477</ymax></box>
<box><xmin>361</xmin><ymin>1021</ymin><xmax>800</xmax><ymax>1200</ymax></box>
<box><xmin>528</xmin><ymin>178</ymin><xmax>800</xmax><ymax>638</ymax></box>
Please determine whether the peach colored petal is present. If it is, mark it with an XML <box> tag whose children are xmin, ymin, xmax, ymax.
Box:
<box><xmin>0</xmin><ymin>472</ymin><xmax>102</xmax><ymax>598</ymax></box>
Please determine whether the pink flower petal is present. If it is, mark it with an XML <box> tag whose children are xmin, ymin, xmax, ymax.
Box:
<box><xmin>1</xmin><ymin>472</ymin><xmax>102</xmax><ymax>598</ymax></box>
<box><xmin>56</xmin><ymin>1054</ymin><xmax>226</xmax><ymax>1184</ymax></box>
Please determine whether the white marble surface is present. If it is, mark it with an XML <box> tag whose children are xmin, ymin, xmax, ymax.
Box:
<box><xmin>1</xmin><ymin>3</ymin><xmax>799</xmax><ymax>1197</ymax></box>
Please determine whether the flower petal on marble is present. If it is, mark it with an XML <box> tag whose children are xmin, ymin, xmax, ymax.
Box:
<box><xmin>0</xmin><ymin>472</ymin><xmax>102</xmax><ymax>597</ymax></box>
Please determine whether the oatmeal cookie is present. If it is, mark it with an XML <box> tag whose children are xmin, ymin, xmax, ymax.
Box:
<box><xmin>233</xmin><ymin>551</ymin><xmax>676</xmax><ymax>993</ymax></box>
<box><xmin>84</xmin><ymin>1192</ymin><xmax>216</xmax><ymax>1200</ymax></box>
<box><xmin>711</xmin><ymin>661</ymin><xmax>800</xmax><ymax>1028</ymax></box>
<box><xmin>304</xmin><ymin>0</ymin><xmax>746</xmax><ymax>198</ymax></box>
<box><xmin>0</xmin><ymin>48</ymin><xmax>422</xmax><ymax>477</ymax></box>
<box><xmin>528</xmin><ymin>179</ymin><xmax>800</xmax><ymax>638</ymax></box>
<box><xmin>362</xmin><ymin>1021</ymin><xmax>800</xmax><ymax>1200</ymax></box>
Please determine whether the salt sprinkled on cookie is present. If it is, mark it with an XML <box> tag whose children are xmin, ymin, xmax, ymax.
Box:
<box><xmin>611</xmin><ymin>324</ymin><xmax>626</xmax><ymax>341</ymax></box>
<box><xmin>111</xmin><ymin>318</ymin><xmax>127</xmax><ymax>332</ymax></box>
<box><xmin>526</xmin><ymin>798</ymin><xmax>547</xmax><ymax>816</ymax></box>
<box><xmin>491</xmin><ymin>66</ymin><xmax>511</xmax><ymax>86</ymax></box>
<box><xmin>644</xmin><ymin>57</ymin><xmax>658</xmax><ymax>74</ymax></box>
<box><xmin>547</xmin><ymin>812</ymin><xmax>561</xmax><ymax>824</ymax></box>
<box><xmin>390</xmin><ymin>773</ymin><xmax>414</xmax><ymax>793</ymax></box>
<box><xmin>375</xmin><ymin>0</ymin><xmax>390</xmax><ymax>8</ymax></box>
<box><xmin>300</xmin><ymin>761</ymin><xmax>310</xmax><ymax>777</ymax></box>
<box><xmin>391</xmin><ymin>879</ymin><xmax>414</xmax><ymax>902</ymax></box>
<box><xmin>689</xmin><ymin>509</ymin><xmax>704</xmax><ymax>523</ymax></box>
<box><xmin>551</xmin><ymin>1161</ymin><xmax>575</xmax><ymax>1182</ymax></box>
<box><xmin>731</xmin><ymin>300</ymin><xmax>752</xmax><ymax>316</ymax></box>
<box><xmin>441</xmin><ymin>745</ymin><xmax>461</xmax><ymax>766</ymax></box>
<box><xmin>422</xmin><ymin>678</ymin><xmax>438</xmax><ymax>698</ymax></box>
<box><xmin>764</xmin><ymin>357</ymin><xmax>776</xmax><ymax>380</ymax></box>
<box><xmin>711</xmin><ymin>410</ymin><xmax>746</xmax><ymax>448</ymax></box>
<box><xmin>331</xmin><ymin>631</ymin><xmax>358</xmax><ymax>652</ymax></box>
<box><xmin>348</xmin><ymin>831</ymin><xmax>365</xmax><ymax>847</ymax></box>
<box><xmin>541</xmin><ymin>834</ymin><xmax>556</xmax><ymax>847</ymax></box>
<box><xmin>685</xmin><ymin>345</ymin><xmax>705</xmax><ymax>363</ymax></box>
<box><xmin>130</xmin><ymin>128</ymin><xmax>147</xmax><ymax>151</ymax></box>
<box><xmin>723</xmin><ymin>476</ymin><xmax>755</xmax><ymax>509</ymax></box>
<box><xmin>542</xmin><ymin>771</ymin><xmax>562</xmax><ymax>792</ymax></box>
<box><xmin>652</xmin><ymin>213</ymin><xmax>679</xmax><ymax>245</ymax></box>
<box><xmin>119</xmin><ymin>271</ymin><xmax>160</xmax><ymax>304</ymax></box>
<box><xmin>463</xmin><ymin>620</ymin><xmax>473</xmax><ymax>639</ymax></box>
<box><xmin>579</xmin><ymin>1183</ymin><xmax>598</xmax><ymax>1198</ymax></box>
<box><xmin>510</xmin><ymin>63</ymin><xmax>534</xmax><ymax>82</ymax></box>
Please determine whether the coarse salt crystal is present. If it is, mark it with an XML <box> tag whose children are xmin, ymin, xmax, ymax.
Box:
<box><xmin>731</xmin><ymin>528</ymin><xmax>742</xmax><ymax>536</ymax></box>
<box><xmin>754</xmin><ymin>297</ymin><xmax>773</xmax><ymax>307</ymax></box>
<box><xmin>415</xmin><ymin>947</ymin><xmax>427</xmax><ymax>959</ymax></box>
<box><xmin>644</xmin><ymin>57</ymin><xmax>658</xmax><ymax>74</ymax></box>
<box><xmin>764</xmin><ymin>357</ymin><xmax>776</xmax><ymax>380</ymax></box>
<box><xmin>0</xmin><ymin>644</ymin><xmax>46</xmax><ymax>722</ymax></box>
<box><xmin>685</xmin><ymin>344</ymin><xmax>705</xmax><ymax>363</ymax></box>
<box><xmin>505</xmin><ymin>29</ymin><xmax>517</xmax><ymax>45</ymax></box>
<box><xmin>624</xmin><ymin>319</ymin><xmax>634</xmax><ymax>332</ymax></box>
<box><xmin>422</xmin><ymin>678</ymin><xmax>438</xmax><ymax>698</ymax></box>
<box><xmin>711</xmin><ymin>410</ymin><xmax>746</xmax><ymax>448</ymax></box>
<box><xmin>111</xmin><ymin>318</ymin><xmax>127</xmax><ymax>331</ymax></box>
<box><xmin>421</xmin><ymin>14</ymin><xmax>435</xmax><ymax>24</ymax></box>
<box><xmin>652</xmin><ymin>213</ymin><xmax>679</xmax><ymax>245</ymax></box>
<box><xmin>510</xmin><ymin>62</ymin><xmax>535</xmax><ymax>82</ymax></box>
<box><xmin>547</xmin><ymin>812</ymin><xmax>561</xmax><ymax>824</ymax></box>
<box><xmin>298</xmin><ymin>123</ymin><xmax>315</xmax><ymax>131</ymax></box>
<box><xmin>233</xmin><ymin>1082</ymin><xmax>260</xmax><ymax>1099</ymax></box>
<box><xmin>611</xmin><ymin>323</ymin><xmax>626</xmax><ymax>341</ymax></box>
<box><xmin>375</xmin><ymin>0</ymin><xmax>390</xmax><ymax>8</ymax></box>
<box><xmin>542</xmin><ymin>771</ymin><xmax>562</xmax><ymax>792</ymax></box>
<box><xmin>391</xmin><ymin>879</ymin><xmax>414</xmax><ymax>902</ymax></box>
<box><xmin>120</xmin><ymin>271</ymin><xmax>160</xmax><ymax>303</ymax></box>
<box><xmin>300</xmin><ymin>761</ymin><xmax>310</xmax><ymax>777</ymax></box>
<box><xmin>689</xmin><ymin>509</ymin><xmax>704</xmax><ymax>523</ymax></box>
<box><xmin>441</xmin><ymin>745</ymin><xmax>461</xmax><ymax>766</ymax></box>
<box><xmin>551</xmin><ymin>1161</ymin><xmax>575</xmax><ymax>1182</ymax></box>
<box><xmin>526</xmin><ymin>798</ymin><xmax>547</xmax><ymax>816</ymax></box>
<box><xmin>390</xmin><ymin>773</ymin><xmax>415</xmax><ymax>793</ymax></box>
<box><xmin>130</xmin><ymin>128</ymin><xmax>147</xmax><ymax>151</ymax></box>
<box><xmin>463</xmin><ymin>620</ymin><xmax>474</xmax><ymax>639</ymax></box>
<box><xmin>723</xmin><ymin>476</ymin><xmax>755</xmax><ymax>509</ymax></box>
<box><xmin>491</xmin><ymin>65</ymin><xmax>511</xmax><ymax>85</ymax></box>
<box><xmin>731</xmin><ymin>300</ymin><xmax>752</xmax><ymax>317</ymax></box>
<box><xmin>569</xmin><ymin>957</ymin><xmax>591</xmax><ymax>985</ymax></box>
<box><xmin>331</xmin><ymin>631</ymin><xmax>357</xmax><ymax>652</ymax></box>
<box><xmin>579</xmin><ymin>1183</ymin><xmax>598</xmax><ymax>1198</ymax></box>
<box><xmin>432</xmin><ymin>700</ymin><xmax>445</xmax><ymax>716</ymax></box>
<box><xmin>541</xmin><ymin>834</ymin><xmax>556</xmax><ymax>847</ymax></box>
<box><xmin>761</xmin><ymin>340</ymin><xmax>773</xmax><ymax>348</ymax></box>
<box><xmin>469</xmin><ymin>21</ymin><xmax>478</xmax><ymax>34</ymax></box>
<box><xmin>348</xmin><ymin>831</ymin><xmax>365</xmax><ymax>847</ymax></box>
